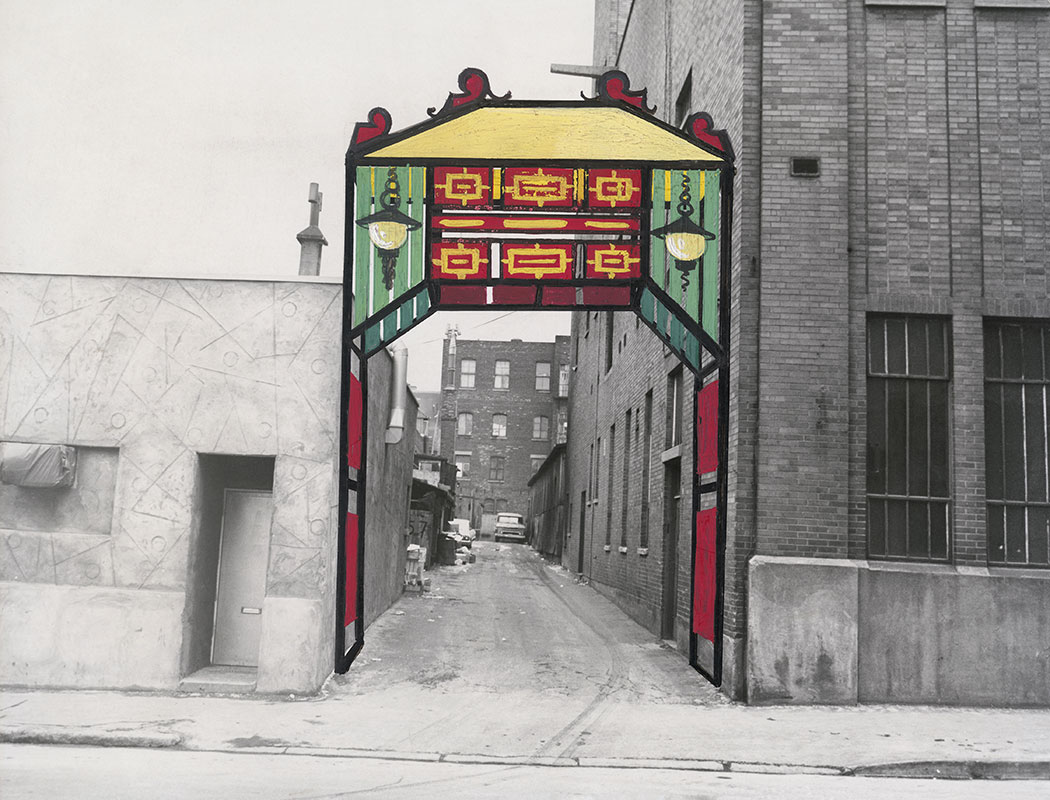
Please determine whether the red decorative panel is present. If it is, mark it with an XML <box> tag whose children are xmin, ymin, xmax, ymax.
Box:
<box><xmin>348</xmin><ymin>374</ymin><xmax>362</xmax><ymax>469</ymax></box>
<box><xmin>438</xmin><ymin>284</ymin><xmax>487</xmax><ymax>305</ymax></box>
<box><xmin>492</xmin><ymin>286</ymin><xmax>536</xmax><ymax>305</ymax></box>
<box><xmin>581</xmin><ymin>286</ymin><xmax>631</xmax><ymax>306</ymax></box>
<box><xmin>344</xmin><ymin>512</ymin><xmax>359</xmax><ymax>625</ymax></box>
<box><xmin>502</xmin><ymin>168</ymin><xmax>575</xmax><ymax>208</ymax></box>
<box><xmin>585</xmin><ymin>243</ymin><xmax>641</xmax><ymax>279</ymax></box>
<box><xmin>697</xmin><ymin>380</ymin><xmax>719</xmax><ymax>475</ymax></box>
<box><xmin>501</xmin><ymin>243</ymin><xmax>573</xmax><ymax>279</ymax></box>
<box><xmin>432</xmin><ymin>214</ymin><xmax>640</xmax><ymax>234</ymax></box>
<box><xmin>431</xmin><ymin>241</ymin><xmax>489</xmax><ymax>279</ymax></box>
<box><xmin>541</xmin><ymin>286</ymin><xmax>577</xmax><ymax>306</ymax></box>
<box><xmin>433</xmin><ymin>167</ymin><xmax>491</xmax><ymax>207</ymax></box>
<box><xmin>586</xmin><ymin>169</ymin><xmax>642</xmax><ymax>208</ymax></box>
<box><xmin>693</xmin><ymin>508</ymin><xmax>717</xmax><ymax>641</ymax></box>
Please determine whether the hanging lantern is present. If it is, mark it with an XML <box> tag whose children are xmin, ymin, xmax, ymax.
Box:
<box><xmin>357</xmin><ymin>168</ymin><xmax>421</xmax><ymax>290</ymax></box>
<box><xmin>651</xmin><ymin>171</ymin><xmax>716</xmax><ymax>292</ymax></box>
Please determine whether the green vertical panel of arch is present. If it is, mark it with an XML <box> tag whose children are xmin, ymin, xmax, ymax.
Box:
<box><xmin>354</xmin><ymin>165</ymin><xmax>426</xmax><ymax>327</ymax></box>
<box><xmin>701</xmin><ymin>170</ymin><xmax>721</xmax><ymax>343</ymax></box>
<box><xmin>354</xmin><ymin>167</ymin><xmax>374</xmax><ymax>327</ymax></box>
<box><xmin>649</xmin><ymin>168</ymin><xmax>722</xmax><ymax>348</ymax></box>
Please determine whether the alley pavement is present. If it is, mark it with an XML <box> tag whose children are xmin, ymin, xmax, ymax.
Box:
<box><xmin>2</xmin><ymin>541</ymin><xmax>1049</xmax><ymax>790</ymax></box>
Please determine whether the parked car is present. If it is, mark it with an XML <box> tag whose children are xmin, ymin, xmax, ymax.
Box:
<box><xmin>493</xmin><ymin>513</ymin><xmax>526</xmax><ymax>543</ymax></box>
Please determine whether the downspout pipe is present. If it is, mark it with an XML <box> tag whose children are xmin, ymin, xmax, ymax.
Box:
<box><xmin>385</xmin><ymin>343</ymin><xmax>408</xmax><ymax>444</ymax></box>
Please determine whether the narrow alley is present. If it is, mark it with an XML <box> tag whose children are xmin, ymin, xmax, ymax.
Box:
<box><xmin>334</xmin><ymin>540</ymin><xmax>724</xmax><ymax>758</ymax></box>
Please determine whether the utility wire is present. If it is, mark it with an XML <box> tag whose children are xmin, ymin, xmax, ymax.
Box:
<box><xmin>413</xmin><ymin>310</ymin><xmax>521</xmax><ymax>345</ymax></box>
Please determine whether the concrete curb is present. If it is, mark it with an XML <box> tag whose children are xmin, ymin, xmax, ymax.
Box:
<box><xmin>0</xmin><ymin>727</ymin><xmax>182</xmax><ymax>748</ymax></box>
<box><xmin>850</xmin><ymin>760</ymin><xmax>1050</xmax><ymax>781</ymax></box>
<box><xmin>3</xmin><ymin>731</ymin><xmax>1048</xmax><ymax>780</ymax></box>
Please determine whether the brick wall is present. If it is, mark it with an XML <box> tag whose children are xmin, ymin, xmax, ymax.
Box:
<box><xmin>437</xmin><ymin>337</ymin><xmax>569</xmax><ymax>527</ymax></box>
<box><xmin>588</xmin><ymin>0</ymin><xmax>1049</xmax><ymax>702</ymax></box>
<box><xmin>364</xmin><ymin>347</ymin><xmax>419</xmax><ymax>627</ymax></box>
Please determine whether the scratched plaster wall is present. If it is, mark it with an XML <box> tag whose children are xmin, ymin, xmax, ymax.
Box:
<box><xmin>0</xmin><ymin>273</ymin><xmax>343</xmax><ymax>691</ymax></box>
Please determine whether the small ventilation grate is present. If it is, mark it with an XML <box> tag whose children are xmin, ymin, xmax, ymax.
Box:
<box><xmin>790</xmin><ymin>157</ymin><xmax>820</xmax><ymax>177</ymax></box>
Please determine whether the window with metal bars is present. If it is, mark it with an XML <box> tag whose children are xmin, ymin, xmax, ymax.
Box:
<box><xmin>984</xmin><ymin>320</ymin><xmax>1050</xmax><ymax>568</ymax></box>
<box><xmin>866</xmin><ymin>316</ymin><xmax>952</xmax><ymax>561</ymax></box>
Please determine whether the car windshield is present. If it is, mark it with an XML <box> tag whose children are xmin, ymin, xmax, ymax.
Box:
<box><xmin>497</xmin><ymin>515</ymin><xmax>522</xmax><ymax>525</ymax></box>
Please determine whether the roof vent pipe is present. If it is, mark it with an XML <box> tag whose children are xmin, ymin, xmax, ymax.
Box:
<box><xmin>296</xmin><ymin>182</ymin><xmax>328</xmax><ymax>276</ymax></box>
<box><xmin>385</xmin><ymin>344</ymin><xmax>408</xmax><ymax>444</ymax></box>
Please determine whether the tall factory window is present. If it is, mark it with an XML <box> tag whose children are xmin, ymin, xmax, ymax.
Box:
<box><xmin>606</xmin><ymin>423</ymin><xmax>616</xmax><ymax>545</ymax></box>
<box><xmin>460</xmin><ymin>358</ymin><xmax>476</xmax><ymax>388</ymax></box>
<box><xmin>494</xmin><ymin>360</ymin><xmax>510</xmax><ymax>389</ymax></box>
<box><xmin>985</xmin><ymin>320</ymin><xmax>1050</xmax><ymax>567</ymax></box>
<box><xmin>666</xmin><ymin>366</ymin><xmax>684</xmax><ymax>448</ymax></box>
<box><xmin>867</xmin><ymin>315</ymin><xmax>951</xmax><ymax>562</ymax></box>
<box><xmin>641</xmin><ymin>390</ymin><xmax>653</xmax><ymax>549</ymax></box>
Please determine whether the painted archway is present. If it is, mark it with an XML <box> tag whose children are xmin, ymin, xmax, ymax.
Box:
<box><xmin>338</xmin><ymin>69</ymin><xmax>734</xmax><ymax>685</ymax></box>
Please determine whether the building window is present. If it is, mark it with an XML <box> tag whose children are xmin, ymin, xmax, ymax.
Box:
<box><xmin>495</xmin><ymin>360</ymin><xmax>510</xmax><ymax>389</ymax></box>
<box><xmin>605</xmin><ymin>312</ymin><xmax>614</xmax><ymax>373</ymax></box>
<box><xmin>460</xmin><ymin>359</ymin><xmax>476</xmax><ymax>388</ymax></box>
<box><xmin>666</xmin><ymin>366</ymin><xmax>683</xmax><ymax>448</ymax></box>
<box><xmin>532</xmin><ymin>415</ymin><xmax>549</xmax><ymax>441</ymax></box>
<box><xmin>867</xmin><ymin>316</ymin><xmax>951</xmax><ymax>562</ymax></box>
<box><xmin>454</xmin><ymin>451</ymin><xmax>472</xmax><ymax>477</ymax></box>
<box><xmin>641</xmin><ymin>390</ymin><xmax>653</xmax><ymax>548</ymax></box>
<box><xmin>985</xmin><ymin>320</ymin><xmax>1050</xmax><ymax>567</ymax></box>
<box><xmin>457</xmin><ymin>412</ymin><xmax>473</xmax><ymax>436</ymax></box>
<box><xmin>531</xmin><ymin>455</ymin><xmax>545</xmax><ymax>472</ymax></box>
<box><xmin>606</xmin><ymin>423</ymin><xmax>616</xmax><ymax>545</ymax></box>
<box><xmin>489</xmin><ymin>456</ymin><xmax>505</xmax><ymax>482</ymax></box>
<box><xmin>535</xmin><ymin>362</ymin><xmax>551</xmax><ymax>391</ymax></box>
<box><xmin>558</xmin><ymin>364</ymin><xmax>570</xmax><ymax>397</ymax></box>
<box><xmin>491</xmin><ymin>414</ymin><xmax>507</xmax><ymax>438</ymax></box>
<box><xmin>621</xmin><ymin>408</ymin><xmax>632</xmax><ymax>547</ymax></box>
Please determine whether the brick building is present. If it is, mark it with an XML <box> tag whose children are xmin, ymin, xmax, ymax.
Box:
<box><xmin>438</xmin><ymin>333</ymin><xmax>570</xmax><ymax>533</ymax></box>
<box><xmin>567</xmin><ymin>0</ymin><xmax>1050</xmax><ymax>705</ymax></box>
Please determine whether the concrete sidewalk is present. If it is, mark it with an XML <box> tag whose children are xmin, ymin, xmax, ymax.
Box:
<box><xmin>2</xmin><ymin>684</ymin><xmax>1048</xmax><ymax>780</ymax></box>
<box><xmin>3</xmin><ymin>548</ymin><xmax>1048</xmax><ymax>781</ymax></box>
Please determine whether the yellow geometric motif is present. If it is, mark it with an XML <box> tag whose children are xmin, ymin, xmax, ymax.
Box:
<box><xmin>505</xmin><ymin>169</ymin><xmax>572</xmax><ymax>208</ymax></box>
<box><xmin>438</xmin><ymin>218</ymin><xmax>485</xmax><ymax>228</ymax></box>
<box><xmin>437</xmin><ymin>170</ymin><xmax>491</xmax><ymax>206</ymax></box>
<box><xmin>590</xmin><ymin>170</ymin><xmax>640</xmax><ymax>207</ymax></box>
<box><xmin>588</xmin><ymin>245</ymin><xmax>641</xmax><ymax>277</ymax></box>
<box><xmin>433</xmin><ymin>243</ymin><xmax>489</xmax><ymax>279</ymax></box>
<box><xmin>503</xmin><ymin>243</ymin><xmax>571</xmax><ymax>277</ymax></box>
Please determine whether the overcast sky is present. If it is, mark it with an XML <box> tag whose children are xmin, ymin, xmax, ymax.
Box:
<box><xmin>0</xmin><ymin>0</ymin><xmax>595</xmax><ymax>390</ymax></box>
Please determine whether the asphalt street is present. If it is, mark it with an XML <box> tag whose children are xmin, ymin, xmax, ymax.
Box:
<box><xmin>3</xmin><ymin>541</ymin><xmax>1048</xmax><ymax>797</ymax></box>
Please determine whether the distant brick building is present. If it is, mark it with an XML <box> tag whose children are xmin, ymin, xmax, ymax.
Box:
<box><xmin>438</xmin><ymin>334</ymin><xmax>570</xmax><ymax>532</ymax></box>
<box><xmin>569</xmin><ymin>0</ymin><xmax>1050</xmax><ymax>705</ymax></box>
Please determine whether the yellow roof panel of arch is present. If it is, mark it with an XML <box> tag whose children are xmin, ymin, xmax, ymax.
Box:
<box><xmin>361</xmin><ymin>107</ymin><xmax>726</xmax><ymax>163</ymax></box>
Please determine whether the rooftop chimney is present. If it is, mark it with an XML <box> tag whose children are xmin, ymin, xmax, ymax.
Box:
<box><xmin>296</xmin><ymin>182</ymin><xmax>328</xmax><ymax>276</ymax></box>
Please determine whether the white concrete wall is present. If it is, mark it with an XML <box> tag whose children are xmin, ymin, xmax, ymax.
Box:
<box><xmin>0</xmin><ymin>273</ymin><xmax>342</xmax><ymax>692</ymax></box>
